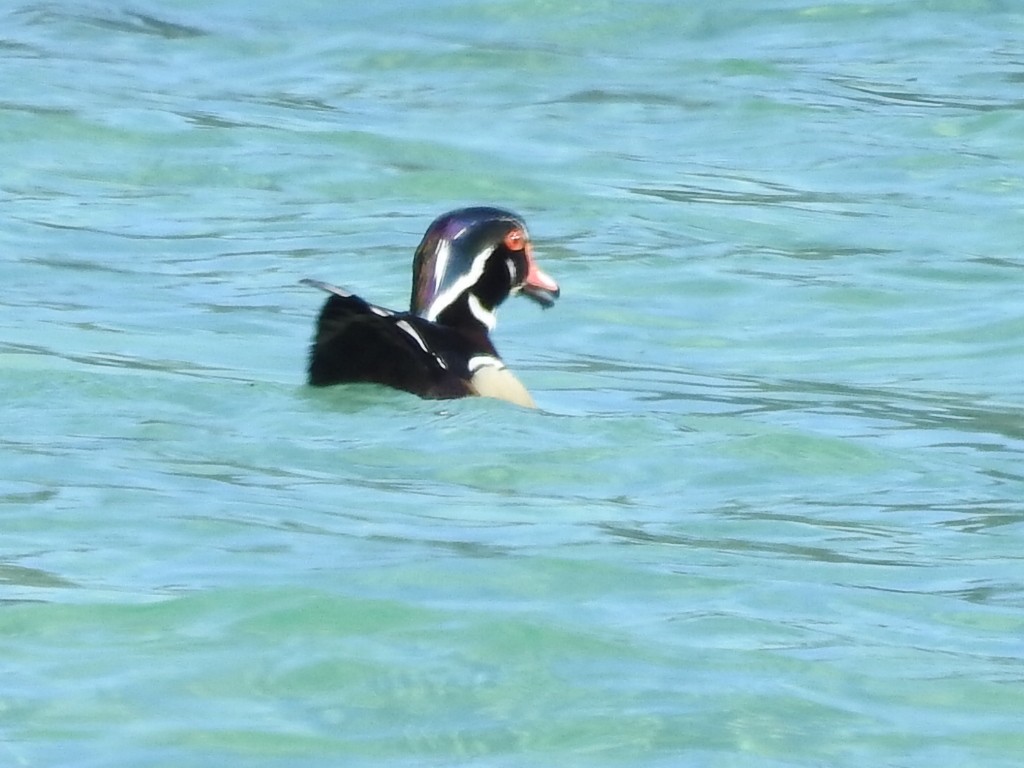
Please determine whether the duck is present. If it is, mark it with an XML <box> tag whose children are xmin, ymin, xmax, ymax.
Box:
<box><xmin>301</xmin><ymin>206</ymin><xmax>560</xmax><ymax>408</ymax></box>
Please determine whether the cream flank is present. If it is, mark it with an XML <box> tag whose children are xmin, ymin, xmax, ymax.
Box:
<box><xmin>467</xmin><ymin>355</ymin><xmax>536</xmax><ymax>409</ymax></box>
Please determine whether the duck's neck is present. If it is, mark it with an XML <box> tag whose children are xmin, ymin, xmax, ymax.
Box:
<box><xmin>434</xmin><ymin>292</ymin><xmax>497</xmax><ymax>336</ymax></box>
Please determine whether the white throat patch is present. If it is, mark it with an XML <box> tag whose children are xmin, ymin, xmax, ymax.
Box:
<box><xmin>467</xmin><ymin>293</ymin><xmax>496</xmax><ymax>330</ymax></box>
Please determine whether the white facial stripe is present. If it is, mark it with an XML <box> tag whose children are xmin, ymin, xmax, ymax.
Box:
<box><xmin>468</xmin><ymin>354</ymin><xmax>505</xmax><ymax>374</ymax></box>
<box><xmin>467</xmin><ymin>293</ymin><xmax>496</xmax><ymax>330</ymax></box>
<box><xmin>431</xmin><ymin>239</ymin><xmax>453</xmax><ymax>295</ymax></box>
<box><xmin>425</xmin><ymin>246</ymin><xmax>494</xmax><ymax>322</ymax></box>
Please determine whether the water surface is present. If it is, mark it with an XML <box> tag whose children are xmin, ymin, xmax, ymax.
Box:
<box><xmin>2</xmin><ymin>2</ymin><xmax>1023</xmax><ymax>766</ymax></box>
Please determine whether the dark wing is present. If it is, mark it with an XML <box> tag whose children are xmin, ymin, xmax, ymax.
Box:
<box><xmin>305</xmin><ymin>288</ymin><xmax>472</xmax><ymax>399</ymax></box>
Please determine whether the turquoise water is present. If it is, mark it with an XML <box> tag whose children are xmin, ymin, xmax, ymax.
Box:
<box><xmin>3</xmin><ymin>1</ymin><xmax>1023</xmax><ymax>765</ymax></box>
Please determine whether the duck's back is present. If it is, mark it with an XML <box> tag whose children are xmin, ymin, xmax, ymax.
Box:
<box><xmin>308</xmin><ymin>292</ymin><xmax>476</xmax><ymax>400</ymax></box>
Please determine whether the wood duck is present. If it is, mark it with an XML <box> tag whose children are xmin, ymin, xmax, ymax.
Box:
<box><xmin>302</xmin><ymin>207</ymin><xmax>560</xmax><ymax>408</ymax></box>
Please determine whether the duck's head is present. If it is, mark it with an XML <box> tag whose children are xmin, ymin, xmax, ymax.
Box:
<box><xmin>410</xmin><ymin>207</ymin><xmax>560</xmax><ymax>331</ymax></box>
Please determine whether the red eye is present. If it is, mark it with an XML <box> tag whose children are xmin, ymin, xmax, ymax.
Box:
<box><xmin>503</xmin><ymin>228</ymin><xmax>526</xmax><ymax>251</ymax></box>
